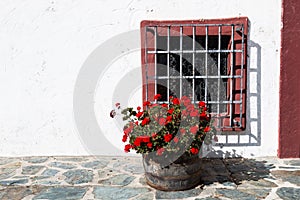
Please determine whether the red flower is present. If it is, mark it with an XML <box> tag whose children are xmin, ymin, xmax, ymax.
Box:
<box><xmin>181</xmin><ymin>110</ymin><xmax>188</xmax><ymax>116</ymax></box>
<box><xmin>173</xmin><ymin>137</ymin><xmax>179</xmax><ymax>143</ymax></box>
<box><xmin>134</xmin><ymin>137</ymin><xmax>142</xmax><ymax>146</ymax></box>
<box><xmin>154</xmin><ymin>94</ymin><xmax>162</xmax><ymax>100</ymax></box>
<box><xmin>152</xmin><ymin>132</ymin><xmax>157</xmax><ymax>138</ymax></box>
<box><xmin>161</xmin><ymin>103</ymin><xmax>168</xmax><ymax>108</ymax></box>
<box><xmin>204</xmin><ymin>126</ymin><xmax>211</xmax><ymax>132</ymax></box>
<box><xmin>199</xmin><ymin>101</ymin><xmax>206</xmax><ymax>107</ymax></box>
<box><xmin>190</xmin><ymin>110</ymin><xmax>198</xmax><ymax>117</ymax></box>
<box><xmin>137</xmin><ymin>106</ymin><xmax>141</xmax><ymax>111</ymax></box>
<box><xmin>141</xmin><ymin>136</ymin><xmax>150</xmax><ymax>143</ymax></box>
<box><xmin>122</xmin><ymin>135</ymin><xmax>128</xmax><ymax>142</ymax></box>
<box><xmin>115</xmin><ymin>103</ymin><xmax>120</xmax><ymax>108</ymax></box>
<box><xmin>124</xmin><ymin>144</ymin><xmax>131</xmax><ymax>153</ymax></box>
<box><xmin>166</xmin><ymin>115</ymin><xmax>172</xmax><ymax>123</ymax></box>
<box><xmin>190</xmin><ymin>126</ymin><xmax>198</xmax><ymax>134</ymax></box>
<box><xmin>157</xmin><ymin>147</ymin><xmax>165</xmax><ymax>156</ymax></box>
<box><xmin>147</xmin><ymin>142</ymin><xmax>153</xmax><ymax>148</ymax></box>
<box><xmin>180</xmin><ymin>128</ymin><xmax>186</xmax><ymax>134</ymax></box>
<box><xmin>164</xmin><ymin>133</ymin><xmax>173</xmax><ymax>142</ymax></box>
<box><xmin>124</xmin><ymin>127</ymin><xmax>132</xmax><ymax>135</ymax></box>
<box><xmin>141</xmin><ymin>117</ymin><xmax>150</xmax><ymax>126</ymax></box>
<box><xmin>172</xmin><ymin>98</ymin><xmax>180</xmax><ymax>105</ymax></box>
<box><xmin>143</xmin><ymin>101</ymin><xmax>151</xmax><ymax>106</ymax></box>
<box><xmin>190</xmin><ymin>147</ymin><xmax>199</xmax><ymax>155</ymax></box>
<box><xmin>167</xmin><ymin>108</ymin><xmax>174</xmax><ymax>114</ymax></box>
<box><xmin>136</xmin><ymin>111</ymin><xmax>143</xmax><ymax>118</ymax></box>
<box><xmin>159</xmin><ymin>118</ymin><xmax>166</xmax><ymax>126</ymax></box>
<box><xmin>135</xmin><ymin>121</ymin><xmax>139</xmax><ymax>125</ymax></box>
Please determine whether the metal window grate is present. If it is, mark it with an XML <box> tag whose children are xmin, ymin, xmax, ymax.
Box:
<box><xmin>144</xmin><ymin>23</ymin><xmax>245</xmax><ymax>129</ymax></box>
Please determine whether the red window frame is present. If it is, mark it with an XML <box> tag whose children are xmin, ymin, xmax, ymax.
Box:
<box><xmin>140</xmin><ymin>17</ymin><xmax>248</xmax><ymax>131</ymax></box>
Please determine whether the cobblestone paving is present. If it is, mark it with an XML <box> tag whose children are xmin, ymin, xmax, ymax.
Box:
<box><xmin>0</xmin><ymin>156</ymin><xmax>299</xmax><ymax>199</ymax></box>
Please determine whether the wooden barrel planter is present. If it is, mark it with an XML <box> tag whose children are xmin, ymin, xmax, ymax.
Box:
<box><xmin>142</xmin><ymin>153</ymin><xmax>202</xmax><ymax>191</ymax></box>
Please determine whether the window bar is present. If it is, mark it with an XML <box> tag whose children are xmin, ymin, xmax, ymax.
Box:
<box><xmin>180</xmin><ymin>26</ymin><xmax>183</xmax><ymax>98</ymax></box>
<box><xmin>239</xmin><ymin>24</ymin><xmax>245</xmax><ymax>127</ymax></box>
<box><xmin>192</xmin><ymin>26</ymin><xmax>196</xmax><ymax>104</ymax></box>
<box><xmin>167</xmin><ymin>26</ymin><xmax>170</xmax><ymax>103</ymax></box>
<box><xmin>145</xmin><ymin>27</ymin><xmax>149</xmax><ymax>101</ymax></box>
<box><xmin>154</xmin><ymin>26</ymin><xmax>158</xmax><ymax>102</ymax></box>
<box><xmin>205</xmin><ymin>26</ymin><xmax>208</xmax><ymax>104</ymax></box>
<box><xmin>217</xmin><ymin>25</ymin><xmax>221</xmax><ymax>128</ymax></box>
<box><xmin>229</xmin><ymin>25</ymin><xmax>234</xmax><ymax>127</ymax></box>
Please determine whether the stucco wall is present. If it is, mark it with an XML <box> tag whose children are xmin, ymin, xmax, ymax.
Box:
<box><xmin>0</xmin><ymin>0</ymin><xmax>281</xmax><ymax>157</ymax></box>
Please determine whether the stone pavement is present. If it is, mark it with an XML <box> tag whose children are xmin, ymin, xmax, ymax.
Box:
<box><xmin>0</xmin><ymin>156</ymin><xmax>299</xmax><ymax>200</ymax></box>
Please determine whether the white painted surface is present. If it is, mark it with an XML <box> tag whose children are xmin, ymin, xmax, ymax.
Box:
<box><xmin>0</xmin><ymin>0</ymin><xmax>281</xmax><ymax>156</ymax></box>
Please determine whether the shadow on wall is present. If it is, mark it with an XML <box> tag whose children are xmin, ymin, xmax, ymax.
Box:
<box><xmin>215</xmin><ymin>39</ymin><xmax>262</xmax><ymax>149</ymax></box>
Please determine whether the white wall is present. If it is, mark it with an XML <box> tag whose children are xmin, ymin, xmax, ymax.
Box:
<box><xmin>0</xmin><ymin>0</ymin><xmax>281</xmax><ymax>157</ymax></box>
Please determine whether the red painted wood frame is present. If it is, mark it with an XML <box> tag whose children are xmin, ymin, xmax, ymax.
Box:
<box><xmin>140</xmin><ymin>17</ymin><xmax>248</xmax><ymax>131</ymax></box>
<box><xmin>279</xmin><ymin>0</ymin><xmax>300</xmax><ymax>158</ymax></box>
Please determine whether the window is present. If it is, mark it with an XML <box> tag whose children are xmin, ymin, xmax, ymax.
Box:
<box><xmin>141</xmin><ymin>17</ymin><xmax>248</xmax><ymax>131</ymax></box>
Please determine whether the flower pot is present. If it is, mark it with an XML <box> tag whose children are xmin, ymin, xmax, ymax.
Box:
<box><xmin>142</xmin><ymin>153</ymin><xmax>202</xmax><ymax>191</ymax></box>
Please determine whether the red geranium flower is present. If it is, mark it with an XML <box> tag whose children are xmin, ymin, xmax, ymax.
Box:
<box><xmin>141</xmin><ymin>136</ymin><xmax>150</xmax><ymax>143</ymax></box>
<box><xmin>159</xmin><ymin>118</ymin><xmax>166</xmax><ymax>126</ymax></box>
<box><xmin>134</xmin><ymin>137</ymin><xmax>141</xmax><ymax>147</ymax></box>
<box><xmin>137</xmin><ymin>106</ymin><xmax>141</xmax><ymax>111</ymax></box>
<box><xmin>164</xmin><ymin>133</ymin><xmax>173</xmax><ymax>142</ymax></box>
<box><xmin>166</xmin><ymin>115</ymin><xmax>172</xmax><ymax>123</ymax></box>
<box><xmin>122</xmin><ymin>135</ymin><xmax>128</xmax><ymax>142</ymax></box>
<box><xmin>172</xmin><ymin>98</ymin><xmax>180</xmax><ymax>105</ymax></box>
<box><xmin>204</xmin><ymin>126</ymin><xmax>211</xmax><ymax>132</ymax></box>
<box><xmin>152</xmin><ymin>132</ymin><xmax>157</xmax><ymax>138</ymax></box>
<box><xmin>147</xmin><ymin>142</ymin><xmax>153</xmax><ymax>148</ymax></box>
<box><xmin>157</xmin><ymin>147</ymin><xmax>165</xmax><ymax>156</ymax></box>
<box><xmin>180</xmin><ymin>128</ymin><xmax>186</xmax><ymax>134</ymax></box>
<box><xmin>143</xmin><ymin>101</ymin><xmax>151</xmax><ymax>106</ymax></box>
<box><xmin>136</xmin><ymin>111</ymin><xmax>143</xmax><ymax>118</ymax></box>
<box><xmin>167</xmin><ymin>108</ymin><xmax>174</xmax><ymax>114</ymax></box>
<box><xmin>190</xmin><ymin>125</ymin><xmax>198</xmax><ymax>134</ymax></box>
<box><xmin>190</xmin><ymin>147</ymin><xmax>199</xmax><ymax>155</ymax></box>
<box><xmin>161</xmin><ymin>103</ymin><xmax>168</xmax><ymax>108</ymax></box>
<box><xmin>124</xmin><ymin>144</ymin><xmax>131</xmax><ymax>153</ymax></box>
<box><xmin>190</xmin><ymin>110</ymin><xmax>198</xmax><ymax>117</ymax></box>
<box><xmin>141</xmin><ymin>117</ymin><xmax>150</xmax><ymax>126</ymax></box>
<box><xmin>154</xmin><ymin>94</ymin><xmax>162</xmax><ymax>100</ymax></box>
<box><xmin>173</xmin><ymin>137</ymin><xmax>179</xmax><ymax>143</ymax></box>
<box><xmin>199</xmin><ymin>101</ymin><xmax>206</xmax><ymax>107</ymax></box>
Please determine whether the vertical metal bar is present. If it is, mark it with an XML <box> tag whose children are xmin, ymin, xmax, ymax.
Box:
<box><xmin>154</xmin><ymin>26</ymin><xmax>157</xmax><ymax>101</ymax></box>
<box><xmin>239</xmin><ymin>24</ymin><xmax>245</xmax><ymax>127</ymax></box>
<box><xmin>229</xmin><ymin>25</ymin><xmax>234</xmax><ymax>127</ymax></box>
<box><xmin>192</xmin><ymin>26</ymin><xmax>195</xmax><ymax>103</ymax></box>
<box><xmin>180</xmin><ymin>26</ymin><xmax>183</xmax><ymax>98</ymax></box>
<box><xmin>217</xmin><ymin>25</ymin><xmax>221</xmax><ymax>128</ymax></box>
<box><xmin>205</xmin><ymin>26</ymin><xmax>208</xmax><ymax>103</ymax></box>
<box><xmin>167</xmin><ymin>26</ymin><xmax>170</xmax><ymax>103</ymax></box>
<box><xmin>145</xmin><ymin>27</ymin><xmax>149</xmax><ymax>101</ymax></box>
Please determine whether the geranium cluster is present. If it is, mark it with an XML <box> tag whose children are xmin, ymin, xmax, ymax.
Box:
<box><xmin>117</xmin><ymin>94</ymin><xmax>215</xmax><ymax>156</ymax></box>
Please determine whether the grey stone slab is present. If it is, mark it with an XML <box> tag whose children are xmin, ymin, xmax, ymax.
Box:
<box><xmin>93</xmin><ymin>186</ymin><xmax>150</xmax><ymax>200</ymax></box>
<box><xmin>31</xmin><ymin>176</ymin><xmax>50</xmax><ymax>181</ymax></box>
<box><xmin>276</xmin><ymin>187</ymin><xmax>300</xmax><ymax>200</ymax></box>
<box><xmin>284</xmin><ymin>159</ymin><xmax>300</xmax><ymax>166</ymax></box>
<box><xmin>81</xmin><ymin>160</ymin><xmax>109</xmax><ymax>169</ymax></box>
<box><xmin>271</xmin><ymin>170</ymin><xmax>300</xmax><ymax>186</ymax></box>
<box><xmin>63</xmin><ymin>169</ymin><xmax>93</xmax><ymax>184</ymax></box>
<box><xmin>238</xmin><ymin>179</ymin><xmax>278</xmax><ymax>189</ymax></box>
<box><xmin>42</xmin><ymin>169</ymin><xmax>60</xmax><ymax>176</ymax></box>
<box><xmin>0</xmin><ymin>162</ymin><xmax>21</xmax><ymax>180</ymax></box>
<box><xmin>56</xmin><ymin>157</ymin><xmax>89</xmax><ymax>162</ymax></box>
<box><xmin>155</xmin><ymin>188</ymin><xmax>202</xmax><ymax>199</ymax></box>
<box><xmin>136</xmin><ymin>192</ymin><xmax>155</xmax><ymax>200</ymax></box>
<box><xmin>49</xmin><ymin>162</ymin><xmax>76</xmax><ymax>169</ymax></box>
<box><xmin>99</xmin><ymin>174</ymin><xmax>135</xmax><ymax>186</ymax></box>
<box><xmin>0</xmin><ymin>158</ymin><xmax>18</xmax><ymax>165</ymax></box>
<box><xmin>35</xmin><ymin>180</ymin><xmax>61</xmax><ymax>185</ymax></box>
<box><xmin>23</xmin><ymin>157</ymin><xmax>48</xmax><ymax>164</ymax></box>
<box><xmin>124</xmin><ymin>164</ymin><xmax>144</xmax><ymax>174</ymax></box>
<box><xmin>239</xmin><ymin>189</ymin><xmax>271</xmax><ymax>199</ymax></box>
<box><xmin>0</xmin><ymin>186</ymin><xmax>44</xmax><ymax>200</ymax></box>
<box><xmin>195</xmin><ymin>198</ymin><xmax>220</xmax><ymax>200</ymax></box>
<box><xmin>215</xmin><ymin>188</ymin><xmax>257</xmax><ymax>200</ymax></box>
<box><xmin>98</xmin><ymin>169</ymin><xmax>114</xmax><ymax>179</ymax></box>
<box><xmin>0</xmin><ymin>179</ymin><xmax>28</xmax><ymax>186</ymax></box>
<box><xmin>33</xmin><ymin>186</ymin><xmax>87</xmax><ymax>200</ymax></box>
<box><xmin>22</xmin><ymin>165</ymin><xmax>44</xmax><ymax>175</ymax></box>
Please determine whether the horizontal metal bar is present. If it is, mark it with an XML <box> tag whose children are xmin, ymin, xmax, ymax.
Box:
<box><xmin>148</xmin><ymin>75</ymin><xmax>242</xmax><ymax>79</ymax></box>
<box><xmin>150</xmin><ymin>100</ymin><xmax>242</xmax><ymax>104</ymax></box>
<box><xmin>146</xmin><ymin>24</ymin><xmax>244</xmax><ymax>27</ymax></box>
<box><xmin>148</xmin><ymin>50</ymin><xmax>242</xmax><ymax>54</ymax></box>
